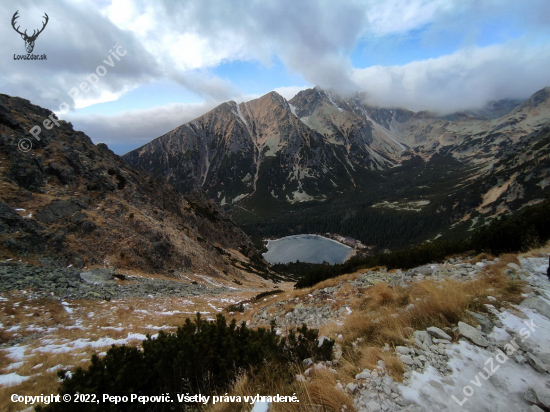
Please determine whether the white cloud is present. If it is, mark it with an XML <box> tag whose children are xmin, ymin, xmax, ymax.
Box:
<box><xmin>365</xmin><ymin>0</ymin><xmax>458</xmax><ymax>36</ymax></box>
<box><xmin>351</xmin><ymin>42</ymin><xmax>550</xmax><ymax>113</ymax></box>
<box><xmin>2</xmin><ymin>0</ymin><xmax>550</xmax><ymax>121</ymax></box>
<box><xmin>63</xmin><ymin>101</ymin><xmax>221</xmax><ymax>153</ymax></box>
<box><xmin>273</xmin><ymin>86</ymin><xmax>310</xmax><ymax>101</ymax></box>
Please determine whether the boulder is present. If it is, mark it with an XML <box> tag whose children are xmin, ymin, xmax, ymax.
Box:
<box><xmin>466</xmin><ymin>311</ymin><xmax>494</xmax><ymax>334</ymax></box>
<box><xmin>521</xmin><ymin>297</ymin><xmax>550</xmax><ymax>319</ymax></box>
<box><xmin>507</xmin><ymin>263</ymin><xmax>521</xmax><ymax>271</ymax></box>
<box><xmin>525</xmin><ymin>387</ymin><xmax>539</xmax><ymax>404</ymax></box>
<box><xmin>395</xmin><ymin>346</ymin><xmax>410</xmax><ymax>355</ymax></box>
<box><xmin>35</xmin><ymin>200</ymin><xmax>82</xmax><ymax>224</ymax></box>
<box><xmin>525</xmin><ymin>353</ymin><xmax>548</xmax><ymax>373</ymax></box>
<box><xmin>400</xmin><ymin>355</ymin><xmax>414</xmax><ymax>365</ymax></box>
<box><xmin>525</xmin><ymin>387</ymin><xmax>550</xmax><ymax>409</ymax></box>
<box><xmin>355</xmin><ymin>369</ymin><xmax>371</xmax><ymax>380</ymax></box>
<box><xmin>427</xmin><ymin>326</ymin><xmax>452</xmax><ymax>341</ymax></box>
<box><xmin>346</xmin><ymin>382</ymin><xmax>357</xmax><ymax>393</ymax></box>
<box><xmin>458</xmin><ymin>321</ymin><xmax>489</xmax><ymax>347</ymax></box>
<box><xmin>428</xmin><ymin>380</ymin><xmax>445</xmax><ymax>392</ymax></box>
<box><xmin>536</xmin><ymin>351</ymin><xmax>550</xmax><ymax>365</ymax></box>
<box><xmin>413</xmin><ymin>330</ymin><xmax>432</xmax><ymax>346</ymax></box>
<box><xmin>365</xmin><ymin>401</ymin><xmax>381</xmax><ymax>412</ymax></box>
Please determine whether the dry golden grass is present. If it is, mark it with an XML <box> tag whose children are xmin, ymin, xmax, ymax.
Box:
<box><xmin>358</xmin><ymin>347</ymin><xmax>404</xmax><ymax>381</ymax></box>
<box><xmin>0</xmin><ymin>289</ymin><xmax>274</xmax><ymax>411</ymax></box>
<box><xmin>496</xmin><ymin>253</ymin><xmax>520</xmax><ymax>265</ymax></box>
<box><xmin>200</xmin><ymin>373</ymin><xmax>253</xmax><ymax>412</ymax></box>
<box><xmin>305</xmin><ymin>369</ymin><xmax>355</xmax><ymax>411</ymax></box>
<box><xmin>468</xmin><ymin>252</ymin><xmax>495</xmax><ymax>264</ymax></box>
<box><xmin>521</xmin><ymin>240</ymin><xmax>550</xmax><ymax>257</ymax></box>
<box><xmin>0</xmin><ymin>246</ymin><xmax>534</xmax><ymax>411</ymax></box>
<box><xmin>204</xmin><ymin>361</ymin><xmax>356</xmax><ymax>412</ymax></box>
<box><xmin>328</xmin><ymin>263</ymin><xmax>525</xmax><ymax>382</ymax></box>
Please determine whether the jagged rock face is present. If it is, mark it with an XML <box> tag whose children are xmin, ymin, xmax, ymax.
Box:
<box><xmin>290</xmin><ymin>88</ymin><xmax>413</xmax><ymax>165</ymax></box>
<box><xmin>0</xmin><ymin>93</ymin><xmax>267</xmax><ymax>278</ymax></box>
<box><xmin>125</xmin><ymin>91</ymin><xmax>364</xmax><ymax>205</ymax></box>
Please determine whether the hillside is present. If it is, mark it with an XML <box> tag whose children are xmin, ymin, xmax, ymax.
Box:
<box><xmin>2</xmin><ymin>242</ymin><xmax>549</xmax><ymax>411</ymax></box>
<box><xmin>0</xmin><ymin>94</ymin><xmax>269</xmax><ymax>282</ymax></box>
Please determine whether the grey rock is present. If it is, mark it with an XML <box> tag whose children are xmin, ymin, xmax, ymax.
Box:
<box><xmin>466</xmin><ymin>311</ymin><xmax>494</xmax><ymax>334</ymax></box>
<box><xmin>80</xmin><ymin>268</ymin><xmax>117</xmax><ymax>285</ymax></box>
<box><xmin>428</xmin><ymin>380</ymin><xmax>444</xmax><ymax>392</ymax></box>
<box><xmin>356</xmin><ymin>370</ymin><xmax>372</xmax><ymax>380</ymax></box>
<box><xmin>413</xmin><ymin>330</ymin><xmax>432</xmax><ymax>345</ymax></box>
<box><xmin>530</xmin><ymin>406</ymin><xmax>544</xmax><ymax>412</ymax></box>
<box><xmin>396</xmin><ymin>346</ymin><xmax>410</xmax><ymax>355</ymax></box>
<box><xmin>521</xmin><ymin>297</ymin><xmax>550</xmax><ymax>319</ymax></box>
<box><xmin>365</xmin><ymin>400</ymin><xmax>381</xmax><ymax>412</ymax></box>
<box><xmin>35</xmin><ymin>200</ymin><xmax>82</xmax><ymax>224</ymax></box>
<box><xmin>536</xmin><ymin>351</ymin><xmax>550</xmax><ymax>365</ymax></box>
<box><xmin>400</xmin><ymin>355</ymin><xmax>414</xmax><ymax>365</ymax></box>
<box><xmin>525</xmin><ymin>387</ymin><xmax>539</xmax><ymax>404</ymax></box>
<box><xmin>427</xmin><ymin>326</ymin><xmax>452</xmax><ymax>341</ymax></box>
<box><xmin>458</xmin><ymin>321</ymin><xmax>489</xmax><ymax>347</ymax></box>
<box><xmin>346</xmin><ymin>382</ymin><xmax>357</xmax><ymax>393</ymax></box>
<box><xmin>525</xmin><ymin>387</ymin><xmax>550</xmax><ymax>409</ymax></box>
<box><xmin>512</xmin><ymin>354</ymin><xmax>527</xmax><ymax>364</ymax></box>
<box><xmin>507</xmin><ymin>330</ymin><xmax>541</xmax><ymax>353</ymax></box>
<box><xmin>525</xmin><ymin>353</ymin><xmax>548</xmax><ymax>373</ymax></box>
<box><xmin>507</xmin><ymin>262</ymin><xmax>521</xmax><ymax>271</ymax></box>
<box><xmin>416</xmin><ymin>266</ymin><xmax>434</xmax><ymax>276</ymax></box>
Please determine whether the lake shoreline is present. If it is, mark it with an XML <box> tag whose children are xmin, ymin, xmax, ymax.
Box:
<box><xmin>262</xmin><ymin>234</ymin><xmax>354</xmax><ymax>265</ymax></box>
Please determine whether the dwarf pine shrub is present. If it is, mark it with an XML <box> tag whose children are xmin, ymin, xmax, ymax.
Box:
<box><xmin>37</xmin><ymin>313</ymin><xmax>333</xmax><ymax>412</ymax></box>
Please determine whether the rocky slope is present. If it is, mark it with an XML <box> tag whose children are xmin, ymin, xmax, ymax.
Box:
<box><xmin>124</xmin><ymin>87</ymin><xmax>550</xmax><ymax>248</ymax></box>
<box><xmin>0</xmin><ymin>94</ymin><xmax>268</xmax><ymax>281</ymax></box>
<box><xmin>124</xmin><ymin>91</ymin><xmax>362</xmax><ymax>206</ymax></box>
<box><xmin>240</xmin><ymin>251</ymin><xmax>550</xmax><ymax>412</ymax></box>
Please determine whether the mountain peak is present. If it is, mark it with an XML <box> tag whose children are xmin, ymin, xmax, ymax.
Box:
<box><xmin>250</xmin><ymin>90</ymin><xmax>290</xmax><ymax>110</ymax></box>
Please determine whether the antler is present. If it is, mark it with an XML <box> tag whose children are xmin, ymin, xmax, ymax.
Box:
<box><xmin>32</xmin><ymin>13</ymin><xmax>49</xmax><ymax>38</ymax></box>
<box><xmin>11</xmin><ymin>11</ymin><xmax>26</xmax><ymax>37</ymax></box>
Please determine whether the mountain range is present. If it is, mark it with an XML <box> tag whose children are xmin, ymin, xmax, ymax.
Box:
<box><xmin>123</xmin><ymin>86</ymin><xmax>550</xmax><ymax>249</ymax></box>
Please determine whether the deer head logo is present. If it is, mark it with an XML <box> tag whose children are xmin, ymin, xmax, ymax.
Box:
<box><xmin>11</xmin><ymin>11</ymin><xmax>49</xmax><ymax>54</ymax></box>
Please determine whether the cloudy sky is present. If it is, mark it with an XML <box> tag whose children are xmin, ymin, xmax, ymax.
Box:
<box><xmin>1</xmin><ymin>0</ymin><xmax>550</xmax><ymax>154</ymax></box>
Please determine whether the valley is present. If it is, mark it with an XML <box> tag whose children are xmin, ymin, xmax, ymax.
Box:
<box><xmin>1</xmin><ymin>74</ymin><xmax>549</xmax><ymax>412</ymax></box>
<box><xmin>2</xmin><ymin>2</ymin><xmax>550</xmax><ymax>411</ymax></box>
<box><xmin>124</xmin><ymin>87</ymin><xmax>550</xmax><ymax>251</ymax></box>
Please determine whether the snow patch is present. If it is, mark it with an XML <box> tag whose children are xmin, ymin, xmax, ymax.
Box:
<box><xmin>0</xmin><ymin>373</ymin><xmax>31</xmax><ymax>387</ymax></box>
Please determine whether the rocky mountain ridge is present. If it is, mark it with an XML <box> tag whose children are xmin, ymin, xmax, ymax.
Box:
<box><xmin>0</xmin><ymin>93</ymin><xmax>268</xmax><ymax>282</ymax></box>
<box><xmin>124</xmin><ymin>86</ymin><xmax>550</xmax><ymax>248</ymax></box>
